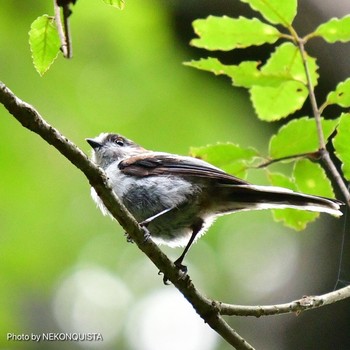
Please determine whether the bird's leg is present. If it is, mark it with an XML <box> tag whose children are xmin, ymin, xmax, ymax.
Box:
<box><xmin>139</xmin><ymin>207</ymin><xmax>176</xmax><ymax>244</ymax></box>
<box><xmin>163</xmin><ymin>218</ymin><xmax>204</xmax><ymax>284</ymax></box>
<box><xmin>174</xmin><ymin>218</ymin><xmax>203</xmax><ymax>272</ymax></box>
<box><xmin>139</xmin><ymin>206</ymin><xmax>175</xmax><ymax>227</ymax></box>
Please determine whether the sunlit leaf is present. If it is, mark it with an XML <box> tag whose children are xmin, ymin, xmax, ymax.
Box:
<box><xmin>102</xmin><ymin>0</ymin><xmax>125</xmax><ymax>10</ymax></box>
<box><xmin>240</xmin><ymin>0</ymin><xmax>297</xmax><ymax>26</ymax></box>
<box><xmin>191</xmin><ymin>16</ymin><xmax>280</xmax><ymax>51</ymax></box>
<box><xmin>250</xmin><ymin>43</ymin><xmax>319</xmax><ymax>121</ymax></box>
<box><xmin>333</xmin><ymin>113</ymin><xmax>350</xmax><ymax>181</ymax></box>
<box><xmin>269</xmin><ymin>116</ymin><xmax>339</xmax><ymax>159</ymax></box>
<box><xmin>29</xmin><ymin>15</ymin><xmax>61</xmax><ymax>76</ymax></box>
<box><xmin>268</xmin><ymin>172</ymin><xmax>318</xmax><ymax>230</ymax></box>
<box><xmin>261</xmin><ymin>43</ymin><xmax>318</xmax><ymax>86</ymax></box>
<box><xmin>251</xmin><ymin>83</ymin><xmax>307</xmax><ymax>121</ymax></box>
<box><xmin>326</xmin><ymin>78</ymin><xmax>350</xmax><ymax>107</ymax></box>
<box><xmin>190</xmin><ymin>143</ymin><xmax>258</xmax><ymax>178</ymax></box>
<box><xmin>315</xmin><ymin>15</ymin><xmax>350</xmax><ymax>43</ymax></box>
<box><xmin>185</xmin><ymin>58</ymin><xmax>293</xmax><ymax>88</ymax></box>
<box><xmin>293</xmin><ymin>159</ymin><xmax>335</xmax><ymax>198</ymax></box>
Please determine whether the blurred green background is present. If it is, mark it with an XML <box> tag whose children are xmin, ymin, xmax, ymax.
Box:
<box><xmin>1</xmin><ymin>1</ymin><xmax>350</xmax><ymax>349</ymax></box>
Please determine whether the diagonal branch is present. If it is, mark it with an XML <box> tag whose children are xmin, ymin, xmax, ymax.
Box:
<box><xmin>0</xmin><ymin>81</ymin><xmax>254</xmax><ymax>350</ymax></box>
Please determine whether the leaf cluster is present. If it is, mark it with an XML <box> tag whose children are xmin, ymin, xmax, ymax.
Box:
<box><xmin>186</xmin><ymin>0</ymin><xmax>350</xmax><ymax>230</ymax></box>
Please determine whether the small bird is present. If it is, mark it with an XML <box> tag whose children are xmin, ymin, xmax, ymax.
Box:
<box><xmin>87</xmin><ymin>133</ymin><xmax>343</xmax><ymax>274</ymax></box>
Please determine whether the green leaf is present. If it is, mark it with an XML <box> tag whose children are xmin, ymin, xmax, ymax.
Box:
<box><xmin>190</xmin><ymin>143</ymin><xmax>258</xmax><ymax>179</ymax></box>
<box><xmin>186</xmin><ymin>43</ymin><xmax>319</xmax><ymax>120</ymax></box>
<box><xmin>250</xmin><ymin>43</ymin><xmax>319</xmax><ymax>121</ymax></box>
<box><xmin>333</xmin><ymin>113</ymin><xmax>350</xmax><ymax>181</ymax></box>
<box><xmin>315</xmin><ymin>15</ymin><xmax>350</xmax><ymax>43</ymax></box>
<box><xmin>269</xmin><ymin>116</ymin><xmax>339</xmax><ymax>159</ymax></box>
<box><xmin>101</xmin><ymin>0</ymin><xmax>125</xmax><ymax>10</ymax></box>
<box><xmin>293</xmin><ymin>159</ymin><xmax>334</xmax><ymax>198</ymax></box>
<box><xmin>259</xmin><ymin>43</ymin><xmax>318</xmax><ymax>86</ymax></box>
<box><xmin>326</xmin><ymin>78</ymin><xmax>350</xmax><ymax>107</ymax></box>
<box><xmin>268</xmin><ymin>172</ymin><xmax>318</xmax><ymax>230</ymax></box>
<box><xmin>240</xmin><ymin>0</ymin><xmax>297</xmax><ymax>26</ymax></box>
<box><xmin>185</xmin><ymin>58</ymin><xmax>293</xmax><ymax>88</ymax></box>
<box><xmin>29</xmin><ymin>15</ymin><xmax>61</xmax><ymax>76</ymax></box>
<box><xmin>191</xmin><ymin>16</ymin><xmax>280</xmax><ymax>51</ymax></box>
<box><xmin>251</xmin><ymin>83</ymin><xmax>307</xmax><ymax>121</ymax></box>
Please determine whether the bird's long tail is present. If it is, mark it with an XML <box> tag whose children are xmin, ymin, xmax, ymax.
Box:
<box><xmin>219</xmin><ymin>184</ymin><xmax>343</xmax><ymax>216</ymax></box>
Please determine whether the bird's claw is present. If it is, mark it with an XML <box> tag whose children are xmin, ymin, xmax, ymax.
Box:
<box><xmin>160</xmin><ymin>260</ymin><xmax>188</xmax><ymax>285</ymax></box>
<box><xmin>141</xmin><ymin>226</ymin><xmax>151</xmax><ymax>244</ymax></box>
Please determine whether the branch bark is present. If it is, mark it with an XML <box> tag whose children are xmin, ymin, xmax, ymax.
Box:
<box><xmin>54</xmin><ymin>0</ymin><xmax>73</xmax><ymax>58</ymax></box>
<box><xmin>220</xmin><ymin>285</ymin><xmax>350</xmax><ymax>316</ymax></box>
<box><xmin>0</xmin><ymin>81</ymin><xmax>254</xmax><ymax>350</ymax></box>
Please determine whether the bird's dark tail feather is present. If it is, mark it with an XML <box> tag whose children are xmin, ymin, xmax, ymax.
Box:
<box><xmin>220</xmin><ymin>184</ymin><xmax>343</xmax><ymax>216</ymax></box>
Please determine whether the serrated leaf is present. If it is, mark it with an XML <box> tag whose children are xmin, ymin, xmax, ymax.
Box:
<box><xmin>29</xmin><ymin>15</ymin><xmax>61</xmax><ymax>76</ymax></box>
<box><xmin>250</xmin><ymin>42</ymin><xmax>319</xmax><ymax>121</ymax></box>
<box><xmin>251</xmin><ymin>82</ymin><xmax>307</xmax><ymax>121</ymax></box>
<box><xmin>240</xmin><ymin>0</ymin><xmax>297</xmax><ymax>26</ymax></box>
<box><xmin>190</xmin><ymin>143</ymin><xmax>258</xmax><ymax>178</ymax></box>
<box><xmin>260</xmin><ymin>43</ymin><xmax>318</xmax><ymax>86</ymax></box>
<box><xmin>191</xmin><ymin>16</ymin><xmax>280</xmax><ymax>51</ymax></box>
<box><xmin>326</xmin><ymin>78</ymin><xmax>350</xmax><ymax>107</ymax></box>
<box><xmin>184</xmin><ymin>58</ymin><xmax>293</xmax><ymax>88</ymax></box>
<box><xmin>315</xmin><ymin>15</ymin><xmax>350</xmax><ymax>43</ymax></box>
<box><xmin>102</xmin><ymin>0</ymin><xmax>125</xmax><ymax>10</ymax></box>
<box><xmin>269</xmin><ymin>117</ymin><xmax>339</xmax><ymax>159</ymax></box>
<box><xmin>333</xmin><ymin>113</ymin><xmax>350</xmax><ymax>181</ymax></box>
<box><xmin>293</xmin><ymin>159</ymin><xmax>334</xmax><ymax>198</ymax></box>
<box><xmin>268</xmin><ymin>172</ymin><xmax>318</xmax><ymax>230</ymax></box>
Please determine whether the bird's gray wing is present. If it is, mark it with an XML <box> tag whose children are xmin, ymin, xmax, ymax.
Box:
<box><xmin>118</xmin><ymin>154</ymin><xmax>249</xmax><ymax>185</ymax></box>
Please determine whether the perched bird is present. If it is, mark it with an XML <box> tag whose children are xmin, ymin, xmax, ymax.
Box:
<box><xmin>87</xmin><ymin>133</ymin><xmax>343</xmax><ymax>273</ymax></box>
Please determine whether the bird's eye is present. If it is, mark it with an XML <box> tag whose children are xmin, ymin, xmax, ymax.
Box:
<box><xmin>115</xmin><ymin>139</ymin><xmax>124</xmax><ymax>146</ymax></box>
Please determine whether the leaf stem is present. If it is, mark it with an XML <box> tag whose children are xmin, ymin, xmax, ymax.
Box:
<box><xmin>257</xmin><ymin>151</ymin><xmax>321</xmax><ymax>169</ymax></box>
<box><xmin>297</xmin><ymin>39</ymin><xmax>326</xmax><ymax>149</ymax></box>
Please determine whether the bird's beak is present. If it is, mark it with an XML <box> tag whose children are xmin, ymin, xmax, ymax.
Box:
<box><xmin>86</xmin><ymin>138</ymin><xmax>103</xmax><ymax>149</ymax></box>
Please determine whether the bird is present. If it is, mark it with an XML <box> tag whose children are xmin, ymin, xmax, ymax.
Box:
<box><xmin>86</xmin><ymin>133</ymin><xmax>343</xmax><ymax>275</ymax></box>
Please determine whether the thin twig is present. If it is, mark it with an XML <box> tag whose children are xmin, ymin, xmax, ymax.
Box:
<box><xmin>53</xmin><ymin>0</ymin><xmax>72</xmax><ymax>58</ymax></box>
<box><xmin>0</xmin><ymin>81</ymin><xmax>254</xmax><ymax>350</ymax></box>
<box><xmin>256</xmin><ymin>151</ymin><xmax>321</xmax><ymax>169</ymax></box>
<box><xmin>297</xmin><ymin>39</ymin><xmax>325</xmax><ymax>149</ymax></box>
<box><xmin>297</xmin><ymin>38</ymin><xmax>350</xmax><ymax>204</ymax></box>
<box><xmin>220</xmin><ymin>285</ymin><xmax>350</xmax><ymax>317</ymax></box>
<box><xmin>54</xmin><ymin>0</ymin><xmax>68</xmax><ymax>57</ymax></box>
<box><xmin>62</xmin><ymin>3</ymin><xmax>73</xmax><ymax>58</ymax></box>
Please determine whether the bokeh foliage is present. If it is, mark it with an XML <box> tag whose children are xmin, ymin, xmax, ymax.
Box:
<box><xmin>1</xmin><ymin>1</ymin><xmax>349</xmax><ymax>349</ymax></box>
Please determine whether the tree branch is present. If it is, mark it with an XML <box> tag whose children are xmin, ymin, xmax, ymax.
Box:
<box><xmin>0</xmin><ymin>81</ymin><xmax>254</xmax><ymax>350</ymax></box>
<box><xmin>219</xmin><ymin>285</ymin><xmax>350</xmax><ymax>316</ymax></box>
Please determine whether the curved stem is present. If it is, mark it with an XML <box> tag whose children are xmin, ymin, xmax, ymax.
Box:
<box><xmin>297</xmin><ymin>39</ymin><xmax>326</xmax><ymax>149</ymax></box>
<box><xmin>296</xmin><ymin>37</ymin><xmax>350</xmax><ymax>204</ymax></box>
